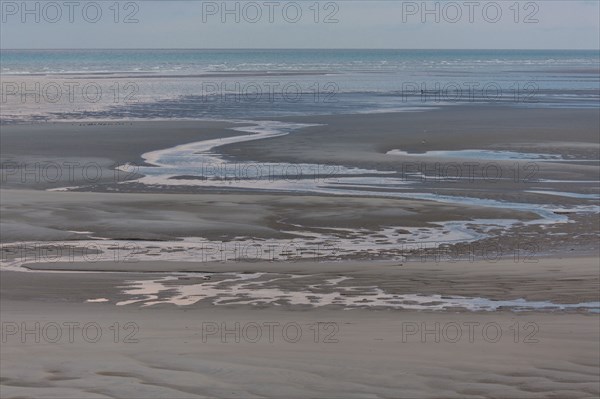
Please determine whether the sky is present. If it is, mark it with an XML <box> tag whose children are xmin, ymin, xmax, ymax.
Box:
<box><xmin>0</xmin><ymin>0</ymin><xmax>599</xmax><ymax>49</ymax></box>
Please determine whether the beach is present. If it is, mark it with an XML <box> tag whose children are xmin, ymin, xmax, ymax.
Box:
<box><xmin>2</xmin><ymin>294</ymin><xmax>599</xmax><ymax>398</ymax></box>
<box><xmin>1</xmin><ymin>104</ymin><xmax>599</xmax><ymax>398</ymax></box>
<box><xmin>1</xmin><ymin>45</ymin><xmax>600</xmax><ymax>398</ymax></box>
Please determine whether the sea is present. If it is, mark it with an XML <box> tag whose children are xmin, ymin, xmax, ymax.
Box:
<box><xmin>1</xmin><ymin>49</ymin><xmax>599</xmax><ymax>124</ymax></box>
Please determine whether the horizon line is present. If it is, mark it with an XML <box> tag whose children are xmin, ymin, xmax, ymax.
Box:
<box><xmin>2</xmin><ymin>47</ymin><xmax>600</xmax><ymax>51</ymax></box>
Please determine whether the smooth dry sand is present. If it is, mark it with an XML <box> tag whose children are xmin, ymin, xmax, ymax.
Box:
<box><xmin>2</xmin><ymin>254</ymin><xmax>600</xmax><ymax>398</ymax></box>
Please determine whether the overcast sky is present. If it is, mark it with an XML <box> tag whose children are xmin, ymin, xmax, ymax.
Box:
<box><xmin>1</xmin><ymin>0</ymin><xmax>598</xmax><ymax>49</ymax></box>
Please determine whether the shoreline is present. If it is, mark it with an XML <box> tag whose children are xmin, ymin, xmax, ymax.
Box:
<box><xmin>2</xmin><ymin>105</ymin><xmax>598</xmax><ymax>266</ymax></box>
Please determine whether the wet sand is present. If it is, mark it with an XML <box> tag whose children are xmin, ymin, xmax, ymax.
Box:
<box><xmin>222</xmin><ymin>107</ymin><xmax>600</xmax><ymax>174</ymax></box>
<box><xmin>4</xmin><ymin>255</ymin><xmax>599</xmax><ymax>305</ymax></box>
<box><xmin>1</xmin><ymin>105</ymin><xmax>599</xmax><ymax>398</ymax></box>
<box><xmin>0</xmin><ymin>120</ymin><xmax>247</xmax><ymax>189</ymax></box>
